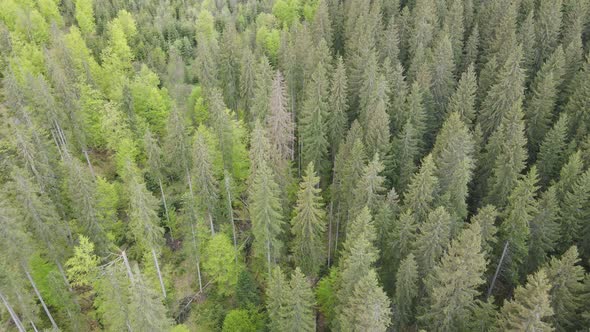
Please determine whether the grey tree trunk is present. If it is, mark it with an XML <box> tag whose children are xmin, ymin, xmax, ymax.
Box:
<box><xmin>0</xmin><ymin>291</ymin><xmax>26</xmax><ymax>332</ymax></box>
<box><xmin>83</xmin><ymin>150</ymin><xmax>95</xmax><ymax>178</ymax></box>
<box><xmin>487</xmin><ymin>241</ymin><xmax>509</xmax><ymax>299</ymax></box>
<box><xmin>31</xmin><ymin>320</ymin><xmax>39</xmax><ymax>332</ymax></box>
<box><xmin>121</xmin><ymin>251</ymin><xmax>135</xmax><ymax>284</ymax></box>
<box><xmin>158</xmin><ymin>177</ymin><xmax>170</xmax><ymax>224</ymax></box>
<box><xmin>191</xmin><ymin>223</ymin><xmax>203</xmax><ymax>292</ymax></box>
<box><xmin>207</xmin><ymin>212</ymin><xmax>215</xmax><ymax>235</ymax></box>
<box><xmin>224</xmin><ymin>174</ymin><xmax>238</xmax><ymax>265</ymax></box>
<box><xmin>25</xmin><ymin>270</ymin><xmax>58</xmax><ymax>330</ymax></box>
<box><xmin>151</xmin><ymin>248</ymin><xmax>167</xmax><ymax>298</ymax></box>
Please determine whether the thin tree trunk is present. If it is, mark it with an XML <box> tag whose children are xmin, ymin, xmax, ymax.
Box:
<box><xmin>151</xmin><ymin>248</ymin><xmax>167</xmax><ymax>298</ymax></box>
<box><xmin>207</xmin><ymin>211</ymin><xmax>215</xmax><ymax>235</ymax></box>
<box><xmin>25</xmin><ymin>270</ymin><xmax>58</xmax><ymax>330</ymax></box>
<box><xmin>334</xmin><ymin>204</ymin><xmax>341</xmax><ymax>262</ymax></box>
<box><xmin>191</xmin><ymin>223</ymin><xmax>203</xmax><ymax>292</ymax></box>
<box><xmin>0</xmin><ymin>292</ymin><xmax>26</xmax><ymax>332</ymax></box>
<box><xmin>327</xmin><ymin>201</ymin><xmax>333</xmax><ymax>267</ymax></box>
<box><xmin>83</xmin><ymin>150</ymin><xmax>95</xmax><ymax>178</ymax></box>
<box><xmin>266</xmin><ymin>238</ymin><xmax>272</xmax><ymax>277</ymax></box>
<box><xmin>224</xmin><ymin>174</ymin><xmax>238</xmax><ymax>265</ymax></box>
<box><xmin>55</xmin><ymin>260</ymin><xmax>72</xmax><ymax>292</ymax></box>
<box><xmin>187</xmin><ymin>168</ymin><xmax>194</xmax><ymax>197</ymax></box>
<box><xmin>158</xmin><ymin>177</ymin><xmax>170</xmax><ymax>224</ymax></box>
<box><xmin>31</xmin><ymin>320</ymin><xmax>39</xmax><ymax>332</ymax></box>
<box><xmin>121</xmin><ymin>251</ymin><xmax>135</xmax><ymax>284</ymax></box>
<box><xmin>487</xmin><ymin>241</ymin><xmax>509</xmax><ymax>299</ymax></box>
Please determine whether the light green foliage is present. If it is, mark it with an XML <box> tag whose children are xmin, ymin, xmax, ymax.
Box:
<box><xmin>222</xmin><ymin>310</ymin><xmax>258</xmax><ymax>332</ymax></box>
<box><xmin>37</xmin><ymin>0</ymin><xmax>63</xmax><ymax>27</ymax></box>
<box><xmin>340</xmin><ymin>269</ymin><xmax>391</xmax><ymax>331</ymax></box>
<box><xmin>130</xmin><ymin>65</ymin><xmax>172</xmax><ymax>134</ymax></box>
<box><xmin>273</xmin><ymin>0</ymin><xmax>301</xmax><ymax>27</ymax></box>
<box><xmin>316</xmin><ymin>268</ymin><xmax>338</xmax><ymax>323</ymax></box>
<box><xmin>291</xmin><ymin>162</ymin><xmax>326</xmax><ymax>277</ymax></box>
<box><xmin>75</xmin><ymin>0</ymin><xmax>95</xmax><ymax>35</ymax></box>
<box><xmin>266</xmin><ymin>266</ymin><xmax>289</xmax><ymax>331</ymax></box>
<box><xmin>65</xmin><ymin>235</ymin><xmax>99</xmax><ymax>289</ymax></box>
<box><xmin>203</xmin><ymin>233</ymin><xmax>242</xmax><ymax>297</ymax></box>
<box><xmin>499</xmin><ymin>269</ymin><xmax>554</xmax><ymax>331</ymax></box>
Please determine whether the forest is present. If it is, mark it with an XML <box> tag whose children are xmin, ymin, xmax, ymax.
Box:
<box><xmin>1</xmin><ymin>0</ymin><xmax>590</xmax><ymax>330</ymax></box>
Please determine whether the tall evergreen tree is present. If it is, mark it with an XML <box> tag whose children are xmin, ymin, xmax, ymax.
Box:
<box><xmin>327</xmin><ymin>56</ymin><xmax>349</xmax><ymax>155</ymax></box>
<box><xmin>291</xmin><ymin>162</ymin><xmax>326</xmax><ymax>277</ymax></box>
<box><xmin>284</xmin><ymin>268</ymin><xmax>316</xmax><ymax>332</ymax></box>
<box><xmin>394</xmin><ymin>253</ymin><xmax>419</xmax><ymax>329</ymax></box>
<box><xmin>498</xmin><ymin>269</ymin><xmax>554</xmax><ymax>331</ymax></box>
<box><xmin>414</xmin><ymin>206</ymin><xmax>453</xmax><ymax>276</ymax></box>
<box><xmin>267</xmin><ymin>70</ymin><xmax>295</xmax><ymax>162</ymax></box>
<box><xmin>266</xmin><ymin>267</ymin><xmax>289</xmax><ymax>331</ymax></box>
<box><xmin>527</xmin><ymin>187</ymin><xmax>560</xmax><ymax>273</ymax></box>
<box><xmin>191</xmin><ymin>130</ymin><xmax>219</xmax><ymax>235</ymax></box>
<box><xmin>447</xmin><ymin>64</ymin><xmax>477</xmax><ymax>126</ymax></box>
<box><xmin>403</xmin><ymin>154</ymin><xmax>438</xmax><ymax>223</ymax></box>
<box><xmin>249</xmin><ymin>161</ymin><xmax>285</xmax><ymax>275</ymax></box>
<box><xmin>432</xmin><ymin>112</ymin><xmax>475</xmax><ymax>220</ymax></box>
<box><xmin>537</xmin><ymin>113</ymin><xmax>569</xmax><ymax>186</ymax></box>
<box><xmin>420</xmin><ymin>222</ymin><xmax>487</xmax><ymax>331</ymax></box>
<box><xmin>558</xmin><ymin>168</ymin><xmax>590</xmax><ymax>256</ymax></box>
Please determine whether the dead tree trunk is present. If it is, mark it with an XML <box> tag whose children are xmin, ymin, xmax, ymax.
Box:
<box><xmin>191</xmin><ymin>223</ymin><xmax>203</xmax><ymax>292</ymax></box>
<box><xmin>25</xmin><ymin>270</ymin><xmax>58</xmax><ymax>330</ymax></box>
<box><xmin>151</xmin><ymin>248</ymin><xmax>167</xmax><ymax>298</ymax></box>
<box><xmin>487</xmin><ymin>241</ymin><xmax>509</xmax><ymax>299</ymax></box>
<box><xmin>0</xmin><ymin>291</ymin><xmax>26</xmax><ymax>332</ymax></box>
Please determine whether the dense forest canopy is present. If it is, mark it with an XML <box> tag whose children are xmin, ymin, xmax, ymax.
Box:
<box><xmin>1</xmin><ymin>0</ymin><xmax>590</xmax><ymax>330</ymax></box>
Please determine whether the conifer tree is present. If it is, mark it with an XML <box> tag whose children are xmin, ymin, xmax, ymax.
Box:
<box><xmin>470</xmin><ymin>205</ymin><xmax>498</xmax><ymax>259</ymax></box>
<box><xmin>363</xmin><ymin>74</ymin><xmax>391</xmax><ymax>158</ymax></box>
<box><xmin>251</xmin><ymin>56</ymin><xmax>273</xmax><ymax>122</ymax></box>
<box><xmin>415</xmin><ymin>206</ymin><xmax>453</xmax><ymax>276</ymax></box>
<box><xmin>267</xmin><ymin>70</ymin><xmax>294</xmax><ymax>162</ymax></box>
<box><xmin>558</xmin><ymin>168</ymin><xmax>590</xmax><ymax>256</ymax></box>
<box><xmin>249</xmin><ymin>160</ymin><xmax>284</xmax><ymax>275</ymax></box>
<box><xmin>537</xmin><ymin>113</ymin><xmax>569</xmax><ymax>185</ymax></box>
<box><xmin>545</xmin><ymin>246</ymin><xmax>586</xmax><ymax>331</ymax></box>
<box><xmin>389</xmin><ymin>210</ymin><xmax>418</xmax><ymax>274</ymax></box>
<box><xmin>395</xmin><ymin>253</ymin><xmax>419</xmax><ymax>328</ymax></box>
<box><xmin>192</xmin><ymin>130</ymin><xmax>219</xmax><ymax>235</ymax></box>
<box><xmin>498</xmin><ymin>269</ymin><xmax>554</xmax><ymax>331</ymax></box>
<box><xmin>555</xmin><ymin>151</ymin><xmax>584</xmax><ymax>202</ymax></box>
<box><xmin>421</xmin><ymin>222</ymin><xmax>487</xmax><ymax>331</ymax></box>
<box><xmin>534</xmin><ymin>0</ymin><xmax>563</xmax><ymax>67</ymax></box>
<box><xmin>432</xmin><ymin>112</ymin><xmax>475</xmax><ymax>220</ymax></box>
<box><xmin>299</xmin><ymin>61</ymin><xmax>329</xmax><ymax>176</ymax></box>
<box><xmin>499</xmin><ymin>167</ymin><xmax>539</xmax><ymax>284</ymax></box>
<box><xmin>351</xmin><ymin>154</ymin><xmax>385</xmax><ymax>216</ymax></box>
<box><xmin>266</xmin><ymin>267</ymin><xmax>289</xmax><ymax>331</ymax></box>
<box><xmin>291</xmin><ymin>162</ymin><xmax>326</xmax><ymax>277</ymax></box>
<box><xmin>478</xmin><ymin>46</ymin><xmax>525</xmax><ymax>137</ymax></box>
<box><xmin>340</xmin><ymin>270</ymin><xmax>392</xmax><ymax>332</ymax></box>
<box><xmin>564</xmin><ymin>57</ymin><xmax>590</xmax><ymax>141</ymax></box>
<box><xmin>328</xmin><ymin>56</ymin><xmax>349</xmax><ymax>154</ymax></box>
<box><xmin>525</xmin><ymin>47</ymin><xmax>566</xmax><ymax>156</ymax></box>
<box><xmin>430</xmin><ymin>32</ymin><xmax>456</xmax><ymax>118</ymax></box>
<box><xmin>403</xmin><ymin>154</ymin><xmax>438</xmax><ymax>223</ymax></box>
<box><xmin>284</xmin><ymin>268</ymin><xmax>316</xmax><ymax>332</ymax></box>
<box><xmin>463</xmin><ymin>24</ymin><xmax>479</xmax><ymax>72</ymax></box>
<box><xmin>527</xmin><ymin>187</ymin><xmax>560</xmax><ymax>273</ymax></box>
<box><xmin>128</xmin><ymin>265</ymin><xmax>173</xmax><ymax>331</ymax></box>
<box><xmin>484</xmin><ymin>103</ymin><xmax>528</xmax><ymax>209</ymax></box>
<box><xmin>447</xmin><ymin>64</ymin><xmax>477</xmax><ymax>126</ymax></box>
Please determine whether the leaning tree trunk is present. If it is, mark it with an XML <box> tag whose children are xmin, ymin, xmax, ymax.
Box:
<box><xmin>191</xmin><ymin>223</ymin><xmax>203</xmax><ymax>292</ymax></box>
<box><xmin>151</xmin><ymin>248</ymin><xmax>167</xmax><ymax>298</ymax></box>
<box><xmin>25</xmin><ymin>270</ymin><xmax>58</xmax><ymax>330</ymax></box>
<box><xmin>0</xmin><ymin>291</ymin><xmax>26</xmax><ymax>332</ymax></box>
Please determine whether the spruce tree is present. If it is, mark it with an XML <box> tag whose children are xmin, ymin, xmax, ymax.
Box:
<box><xmin>299</xmin><ymin>61</ymin><xmax>329</xmax><ymax>176</ymax></box>
<box><xmin>266</xmin><ymin>267</ymin><xmax>289</xmax><ymax>331</ymax></box>
<box><xmin>420</xmin><ymin>222</ymin><xmax>487</xmax><ymax>331</ymax></box>
<box><xmin>128</xmin><ymin>265</ymin><xmax>173</xmax><ymax>331</ymax></box>
<box><xmin>403</xmin><ymin>154</ymin><xmax>438</xmax><ymax>223</ymax></box>
<box><xmin>498</xmin><ymin>269</ymin><xmax>554</xmax><ymax>331</ymax></box>
<box><xmin>430</xmin><ymin>31</ymin><xmax>456</xmax><ymax>118</ymax></box>
<box><xmin>328</xmin><ymin>56</ymin><xmax>348</xmax><ymax>155</ymax></box>
<box><xmin>447</xmin><ymin>64</ymin><xmax>477</xmax><ymax>126</ymax></box>
<box><xmin>389</xmin><ymin>210</ymin><xmax>418</xmax><ymax>275</ymax></box>
<box><xmin>351</xmin><ymin>154</ymin><xmax>385</xmax><ymax>217</ymax></box>
<box><xmin>558</xmin><ymin>168</ymin><xmax>590</xmax><ymax>256</ymax></box>
<box><xmin>525</xmin><ymin>47</ymin><xmax>565</xmax><ymax>156</ymax></box>
<box><xmin>545</xmin><ymin>246</ymin><xmax>586</xmax><ymax>331</ymax></box>
<box><xmin>478</xmin><ymin>46</ymin><xmax>525</xmax><ymax>137</ymax></box>
<box><xmin>394</xmin><ymin>253</ymin><xmax>419</xmax><ymax>328</ymax></box>
<box><xmin>537</xmin><ymin>113</ymin><xmax>569</xmax><ymax>186</ymax></box>
<box><xmin>534</xmin><ymin>0</ymin><xmax>563</xmax><ymax>67</ymax></box>
<box><xmin>291</xmin><ymin>162</ymin><xmax>326</xmax><ymax>277</ymax></box>
<box><xmin>267</xmin><ymin>70</ymin><xmax>295</xmax><ymax>161</ymax></box>
<box><xmin>284</xmin><ymin>268</ymin><xmax>315</xmax><ymax>332</ymax></box>
<box><xmin>191</xmin><ymin>130</ymin><xmax>219</xmax><ymax>235</ymax></box>
<box><xmin>527</xmin><ymin>187</ymin><xmax>560</xmax><ymax>273</ymax></box>
<box><xmin>414</xmin><ymin>206</ymin><xmax>453</xmax><ymax>276</ymax></box>
<box><xmin>470</xmin><ymin>205</ymin><xmax>498</xmax><ymax>259</ymax></box>
<box><xmin>432</xmin><ymin>112</ymin><xmax>475</xmax><ymax>220</ymax></box>
<box><xmin>249</xmin><ymin>160</ymin><xmax>285</xmax><ymax>276</ymax></box>
<box><xmin>340</xmin><ymin>269</ymin><xmax>392</xmax><ymax>332</ymax></box>
<box><xmin>499</xmin><ymin>167</ymin><xmax>539</xmax><ymax>285</ymax></box>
